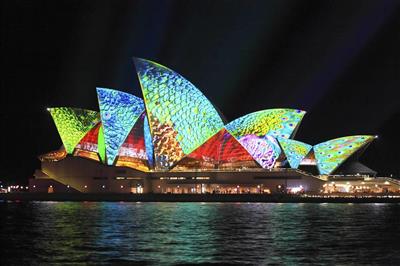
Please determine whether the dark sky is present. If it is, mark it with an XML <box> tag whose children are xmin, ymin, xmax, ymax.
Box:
<box><xmin>1</xmin><ymin>0</ymin><xmax>400</xmax><ymax>183</ymax></box>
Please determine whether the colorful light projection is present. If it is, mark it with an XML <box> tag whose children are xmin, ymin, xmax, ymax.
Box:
<box><xmin>314</xmin><ymin>135</ymin><xmax>375</xmax><ymax>175</ymax></box>
<box><xmin>115</xmin><ymin>113</ymin><xmax>149</xmax><ymax>172</ymax></box>
<box><xmin>144</xmin><ymin>115</ymin><xmax>154</xmax><ymax>168</ymax></box>
<box><xmin>97</xmin><ymin>125</ymin><xmax>106</xmax><ymax>163</ymax></box>
<box><xmin>96</xmin><ymin>87</ymin><xmax>145</xmax><ymax>165</ymax></box>
<box><xmin>225</xmin><ymin>109</ymin><xmax>306</xmax><ymax>139</ymax></box>
<box><xmin>239</xmin><ymin>135</ymin><xmax>281</xmax><ymax>168</ymax></box>
<box><xmin>45</xmin><ymin>59</ymin><xmax>376</xmax><ymax>174</ymax></box>
<box><xmin>74</xmin><ymin>122</ymin><xmax>103</xmax><ymax>161</ymax></box>
<box><xmin>39</xmin><ymin>148</ymin><xmax>67</xmax><ymax>162</ymax></box>
<box><xmin>134</xmin><ymin>58</ymin><xmax>224</xmax><ymax>169</ymax></box>
<box><xmin>181</xmin><ymin>128</ymin><xmax>256</xmax><ymax>167</ymax></box>
<box><xmin>225</xmin><ymin>109</ymin><xmax>303</xmax><ymax>168</ymax></box>
<box><xmin>48</xmin><ymin>107</ymin><xmax>100</xmax><ymax>154</ymax></box>
<box><xmin>277</xmin><ymin>137</ymin><xmax>312</xmax><ymax>169</ymax></box>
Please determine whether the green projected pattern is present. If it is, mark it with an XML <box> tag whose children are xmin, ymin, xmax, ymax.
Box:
<box><xmin>48</xmin><ymin>107</ymin><xmax>99</xmax><ymax>154</ymax></box>
<box><xmin>225</xmin><ymin>109</ymin><xmax>305</xmax><ymax>139</ymax></box>
<box><xmin>96</xmin><ymin>87</ymin><xmax>145</xmax><ymax>165</ymax></box>
<box><xmin>314</xmin><ymin>135</ymin><xmax>375</xmax><ymax>175</ymax></box>
<box><xmin>134</xmin><ymin>58</ymin><xmax>224</xmax><ymax>169</ymax></box>
<box><xmin>278</xmin><ymin>137</ymin><xmax>312</xmax><ymax>169</ymax></box>
<box><xmin>98</xmin><ymin>125</ymin><xmax>106</xmax><ymax>163</ymax></box>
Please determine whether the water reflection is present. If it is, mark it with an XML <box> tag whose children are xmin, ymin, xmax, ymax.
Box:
<box><xmin>0</xmin><ymin>202</ymin><xmax>399</xmax><ymax>265</ymax></box>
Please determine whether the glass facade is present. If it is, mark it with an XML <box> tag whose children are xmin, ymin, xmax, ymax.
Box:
<box><xmin>115</xmin><ymin>113</ymin><xmax>150</xmax><ymax>172</ymax></box>
<box><xmin>74</xmin><ymin>122</ymin><xmax>103</xmax><ymax>161</ymax></box>
<box><xmin>175</xmin><ymin>128</ymin><xmax>256</xmax><ymax>169</ymax></box>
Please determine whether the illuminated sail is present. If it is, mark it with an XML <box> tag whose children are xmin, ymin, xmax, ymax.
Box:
<box><xmin>314</xmin><ymin>135</ymin><xmax>375</xmax><ymax>175</ymax></box>
<box><xmin>96</xmin><ymin>87</ymin><xmax>145</xmax><ymax>165</ymax></box>
<box><xmin>278</xmin><ymin>137</ymin><xmax>312</xmax><ymax>169</ymax></box>
<box><xmin>134</xmin><ymin>58</ymin><xmax>224</xmax><ymax>169</ymax></box>
<box><xmin>48</xmin><ymin>107</ymin><xmax>99</xmax><ymax>154</ymax></box>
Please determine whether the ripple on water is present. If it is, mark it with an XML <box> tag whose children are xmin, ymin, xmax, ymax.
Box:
<box><xmin>0</xmin><ymin>202</ymin><xmax>400</xmax><ymax>265</ymax></box>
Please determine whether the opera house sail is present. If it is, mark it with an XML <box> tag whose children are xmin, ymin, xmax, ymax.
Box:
<box><xmin>32</xmin><ymin>58</ymin><xmax>394</xmax><ymax>194</ymax></box>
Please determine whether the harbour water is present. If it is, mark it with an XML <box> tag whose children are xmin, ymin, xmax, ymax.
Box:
<box><xmin>1</xmin><ymin>202</ymin><xmax>399</xmax><ymax>265</ymax></box>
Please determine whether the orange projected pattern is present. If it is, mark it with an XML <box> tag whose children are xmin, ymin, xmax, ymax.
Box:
<box><xmin>150</xmin><ymin>116</ymin><xmax>185</xmax><ymax>169</ymax></box>
<box><xmin>39</xmin><ymin>148</ymin><xmax>67</xmax><ymax>162</ymax></box>
<box><xmin>73</xmin><ymin>149</ymin><xmax>100</xmax><ymax>162</ymax></box>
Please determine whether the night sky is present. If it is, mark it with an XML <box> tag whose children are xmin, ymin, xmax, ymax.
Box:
<box><xmin>1</xmin><ymin>0</ymin><xmax>400</xmax><ymax>183</ymax></box>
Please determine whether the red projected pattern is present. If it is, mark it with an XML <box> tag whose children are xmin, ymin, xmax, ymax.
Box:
<box><xmin>186</xmin><ymin>129</ymin><xmax>255</xmax><ymax>165</ymax></box>
<box><xmin>74</xmin><ymin>123</ymin><xmax>102</xmax><ymax>161</ymax></box>
<box><xmin>115</xmin><ymin>114</ymin><xmax>149</xmax><ymax>171</ymax></box>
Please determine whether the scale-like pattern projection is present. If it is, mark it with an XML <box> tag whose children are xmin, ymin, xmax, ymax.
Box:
<box><xmin>314</xmin><ymin>135</ymin><xmax>375</xmax><ymax>175</ymax></box>
<box><xmin>277</xmin><ymin>137</ymin><xmax>312</xmax><ymax>169</ymax></box>
<box><xmin>239</xmin><ymin>135</ymin><xmax>281</xmax><ymax>169</ymax></box>
<box><xmin>48</xmin><ymin>107</ymin><xmax>100</xmax><ymax>154</ymax></box>
<box><xmin>134</xmin><ymin>58</ymin><xmax>224</xmax><ymax>169</ymax></box>
<box><xmin>96</xmin><ymin>87</ymin><xmax>145</xmax><ymax>165</ymax></box>
<box><xmin>225</xmin><ymin>109</ymin><xmax>305</xmax><ymax>139</ymax></box>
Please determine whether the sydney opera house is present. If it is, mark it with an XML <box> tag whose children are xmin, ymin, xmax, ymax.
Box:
<box><xmin>30</xmin><ymin>58</ymin><xmax>400</xmax><ymax>194</ymax></box>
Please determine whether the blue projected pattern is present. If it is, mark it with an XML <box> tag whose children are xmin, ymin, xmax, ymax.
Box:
<box><xmin>96</xmin><ymin>87</ymin><xmax>145</xmax><ymax>165</ymax></box>
<box><xmin>277</xmin><ymin>137</ymin><xmax>312</xmax><ymax>169</ymax></box>
<box><xmin>144</xmin><ymin>115</ymin><xmax>154</xmax><ymax>168</ymax></box>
